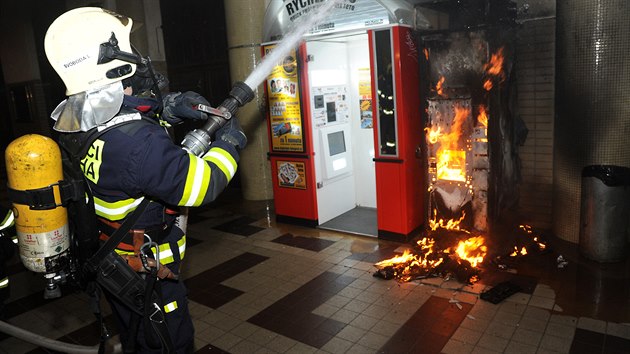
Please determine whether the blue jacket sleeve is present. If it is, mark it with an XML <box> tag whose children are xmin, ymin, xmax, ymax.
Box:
<box><xmin>133</xmin><ymin>125</ymin><xmax>240</xmax><ymax>207</ymax></box>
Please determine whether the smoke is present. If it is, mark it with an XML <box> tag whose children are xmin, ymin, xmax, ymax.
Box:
<box><xmin>429</xmin><ymin>32</ymin><xmax>487</xmax><ymax>87</ymax></box>
<box><xmin>244</xmin><ymin>0</ymin><xmax>344</xmax><ymax>90</ymax></box>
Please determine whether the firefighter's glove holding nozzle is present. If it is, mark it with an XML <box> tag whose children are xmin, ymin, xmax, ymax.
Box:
<box><xmin>216</xmin><ymin>116</ymin><xmax>247</xmax><ymax>151</ymax></box>
<box><xmin>161</xmin><ymin>91</ymin><xmax>210</xmax><ymax>125</ymax></box>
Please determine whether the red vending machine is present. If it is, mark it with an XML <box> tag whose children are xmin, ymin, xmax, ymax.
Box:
<box><xmin>263</xmin><ymin>0</ymin><xmax>428</xmax><ymax>241</ymax></box>
<box><xmin>369</xmin><ymin>26</ymin><xmax>425</xmax><ymax>240</ymax></box>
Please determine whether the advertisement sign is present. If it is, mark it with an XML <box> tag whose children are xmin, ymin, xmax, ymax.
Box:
<box><xmin>263</xmin><ymin>0</ymin><xmax>395</xmax><ymax>42</ymax></box>
<box><xmin>266</xmin><ymin>45</ymin><xmax>305</xmax><ymax>152</ymax></box>
<box><xmin>358</xmin><ymin>67</ymin><xmax>373</xmax><ymax>129</ymax></box>
<box><xmin>277</xmin><ymin>160</ymin><xmax>306</xmax><ymax>189</ymax></box>
<box><xmin>311</xmin><ymin>85</ymin><xmax>350</xmax><ymax>127</ymax></box>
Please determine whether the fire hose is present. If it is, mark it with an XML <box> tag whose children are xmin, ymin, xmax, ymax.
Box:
<box><xmin>0</xmin><ymin>320</ymin><xmax>114</xmax><ymax>353</ymax></box>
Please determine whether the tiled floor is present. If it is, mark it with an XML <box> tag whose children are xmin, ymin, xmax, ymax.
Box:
<box><xmin>1</xmin><ymin>186</ymin><xmax>630</xmax><ymax>354</ymax></box>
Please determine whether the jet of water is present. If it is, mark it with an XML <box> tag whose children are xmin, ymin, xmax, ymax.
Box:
<box><xmin>244</xmin><ymin>0</ymin><xmax>344</xmax><ymax>90</ymax></box>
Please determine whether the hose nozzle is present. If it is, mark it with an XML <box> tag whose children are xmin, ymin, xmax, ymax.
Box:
<box><xmin>181</xmin><ymin>82</ymin><xmax>254</xmax><ymax>156</ymax></box>
<box><xmin>220</xmin><ymin>81</ymin><xmax>255</xmax><ymax>116</ymax></box>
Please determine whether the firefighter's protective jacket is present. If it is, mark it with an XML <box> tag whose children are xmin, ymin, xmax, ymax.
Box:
<box><xmin>80</xmin><ymin>105</ymin><xmax>238</xmax><ymax>269</ymax></box>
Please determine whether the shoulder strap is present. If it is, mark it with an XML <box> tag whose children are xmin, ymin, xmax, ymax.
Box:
<box><xmin>55</xmin><ymin>115</ymin><xmax>155</xmax><ymax>272</ymax></box>
<box><xmin>58</xmin><ymin>114</ymin><xmax>157</xmax><ymax>160</ymax></box>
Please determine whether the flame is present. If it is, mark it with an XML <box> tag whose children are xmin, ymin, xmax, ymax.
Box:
<box><xmin>485</xmin><ymin>47</ymin><xmax>505</xmax><ymax>76</ymax></box>
<box><xmin>436</xmin><ymin>76</ymin><xmax>445</xmax><ymax>96</ymax></box>
<box><xmin>483</xmin><ymin>79</ymin><xmax>493</xmax><ymax>91</ymax></box>
<box><xmin>521</xmin><ymin>224</ymin><xmax>547</xmax><ymax>250</ymax></box>
<box><xmin>429</xmin><ymin>210</ymin><xmax>468</xmax><ymax>232</ymax></box>
<box><xmin>374</xmin><ymin>239</ymin><xmax>446</xmax><ymax>282</ymax></box>
<box><xmin>450</xmin><ymin>236</ymin><xmax>487</xmax><ymax>268</ymax></box>
<box><xmin>510</xmin><ymin>225</ymin><xmax>547</xmax><ymax>257</ymax></box>
<box><xmin>433</xmin><ymin>105</ymin><xmax>470</xmax><ymax>182</ymax></box>
<box><xmin>426</xmin><ymin>126</ymin><xmax>443</xmax><ymax>144</ymax></box>
<box><xmin>510</xmin><ymin>246</ymin><xmax>528</xmax><ymax>257</ymax></box>
<box><xmin>477</xmin><ymin>105</ymin><xmax>488</xmax><ymax>127</ymax></box>
<box><xmin>375</xmin><ymin>248</ymin><xmax>416</xmax><ymax>267</ymax></box>
<box><xmin>374</xmin><ymin>233</ymin><xmax>487</xmax><ymax>283</ymax></box>
<box><xmin>375</xmin><ymin>199</ymin><xmax>488</xmax><ymax>283</ymax></box>
<box><xmin>482</xmin><ymin>47</ymin><xmax>505</xmax><ymax>91</ymax></box>
<box><xmin>437</xmin><ymin>150</ymin><xmax>467</xmax><ymax>181</ymax></box>
<box><xmin>424</xmin><ymin>48</ymin><xmax>430</xmax><ymax>60</ymax></box>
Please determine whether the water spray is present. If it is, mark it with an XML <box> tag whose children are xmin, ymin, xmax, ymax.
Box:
<box><xmin>181</xmin><ymin>0</ymin><xmax>343</xmax><ymax>157</ymax></box>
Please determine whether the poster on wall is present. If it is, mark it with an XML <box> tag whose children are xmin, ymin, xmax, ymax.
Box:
<box><xmin>360</xmin><ymin>99</ymin><xmax>373</xmax><ymax>128</ymax></box>
<box><xmin>277</xmin><ymin>160</ymin><xmax>306</xmax><ymax>189</ymax></box>
<box><xmin>266</xmin><ymin>45</ymin><xmax>305</xmax><ymax>153</ymax></box>
<box><xmin>311</xmin><ymin>85</ymin><xmax>350</xmax><ymax>127</ymax></box>
<box><xmin>358</xmin><ymin>67</ymin><xmax>373</xmax><ymax>129</ymax></box>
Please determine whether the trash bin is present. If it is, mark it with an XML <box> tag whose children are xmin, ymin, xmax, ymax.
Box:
<box><xmin>579</xmin><ymin>165</ymin><xmax>630</xmax><ymax>262</ymax></box>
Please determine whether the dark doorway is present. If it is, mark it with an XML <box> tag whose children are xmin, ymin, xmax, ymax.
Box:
<box><xmin>160</xmin><ymin>0</ymin><xmax>231</xmax><ymax>107</ymax></box>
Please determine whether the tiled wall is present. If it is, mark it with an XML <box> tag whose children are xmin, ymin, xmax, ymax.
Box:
<box><xmin>514</xmin><ymin>17</ymin><xmax>555</xmax><ymax>231</ymax></box>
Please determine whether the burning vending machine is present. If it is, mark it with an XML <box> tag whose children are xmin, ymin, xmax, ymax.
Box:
<box><xmin>423</xmin><ymin>28</ymin><xmax>513</xmax><ymax>234</ymax></box>
<box><xmin>426</xmin><ymin>90</ymin><xmax>489</xmax><ymax>233</ymax></box>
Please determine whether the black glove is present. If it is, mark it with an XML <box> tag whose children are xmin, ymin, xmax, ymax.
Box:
<box><xmin>161</xmin><ymin>91</ymin><xmax>210</xmax><ymax>125</ymax></box>
<box><xmin>215</xmin><ymin>116</ymin><xmax>247</xmax><ymax>150</ymax></box>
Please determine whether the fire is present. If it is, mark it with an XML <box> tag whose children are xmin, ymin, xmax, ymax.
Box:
<box><xmin>426</xmin><ymin>126</ymin><xmax>443</xmax><ymax>144</ymax></box>
<box><xmin>429</xmin><ymin>209</ymin><xmax>468</xmax><ymax>232</ymax></box>
<box><xmin>482</xmin><ymin>47</ymin><xmax>505</xmax><ymax>91</ymax></box>
<box><xmin>424</xmin><ymin>48</ymin><xmax>430</xmax><ymax>60</ymax></box>
<box><xmin>436</xmin><ymin>76</ymin><xmax>445</xmax><ymax>96</ymax></box>
<box><xmin>534</xmin><ymin>237</ymin><xmax>546</xmax><ymax>250</ymax></box>
<box><xmin>520</xmin><ymin>224</ymin><xmax>547</xmax><ymax>250</ymax></box>
<box><xmin>437</xmin><ymin>149</ymin><xmax>466</xmax><ymax>182</ymax></box>
<box><xmin>374</xmin><ymin>239</ymin><xmax>445</xmax><ymax>282</ymax></box>
<box><xmin>432</xmin><ymin>105</ymin><xmax>470</xmax><ymax>182</ymax></box>
<box><xmin>477</xmin><ymin>105</ymin><xmax>488</xmax><ymax>127</ymax></box>
<box><xmin>483</xmin><ymin>79</ymin><xmax>493</xmax><ymax>91</ymax></box>
<box><xmin>374</xmin><ymin>232</ymin><xmax>488</xmax><ymax>284</ymax></box>
<box><xmin>510</xmin><ymin>246</ymin><xmax>528</xmax><ymax>257</ymax></box>
<box><xmin>375</xmin><ymin>208</ymin><xmax>488</xmax><ymax>284</ymax></box>
<box><xmin>451</xmin><ymin>236</ymin><xmax>487</xmax><ymax>267</ymax></box>
<box><xmin>485</xmin><ymin>47</ymin><xmax>505</xmax><ymax>76</ymax></box>
<box><xmin>375</xmin><ymin>248</ymin><xmax>416</xmax><ymax>268</ymax></box>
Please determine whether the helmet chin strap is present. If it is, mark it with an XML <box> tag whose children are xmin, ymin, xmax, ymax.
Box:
<box><xmin>138</xmin><ymin>55</ymin><xmax>165</xmax><ymax>112</ymax></box>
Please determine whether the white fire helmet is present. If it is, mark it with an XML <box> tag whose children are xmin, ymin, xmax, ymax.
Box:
<box><xmin>44</xmin><ymin>7</ymin><xmax>136</xmax><ymax>96</ymax></box>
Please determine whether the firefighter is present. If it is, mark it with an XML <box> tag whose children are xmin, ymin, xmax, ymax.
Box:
<box><xmin>43</xmin><ymin>7</ymin><xmax>247</xmax><ymax>353</ymax></box>
<box><xmin>0</xmin><ymin>206</ymin><xmax>16</xmax><ymax>320</ymax></box>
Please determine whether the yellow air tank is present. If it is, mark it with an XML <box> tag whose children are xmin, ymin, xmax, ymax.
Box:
<box><xmin>5</xmin><ymin>134</ymin><xmax>70</xmax><ymax>273</ymax></box>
